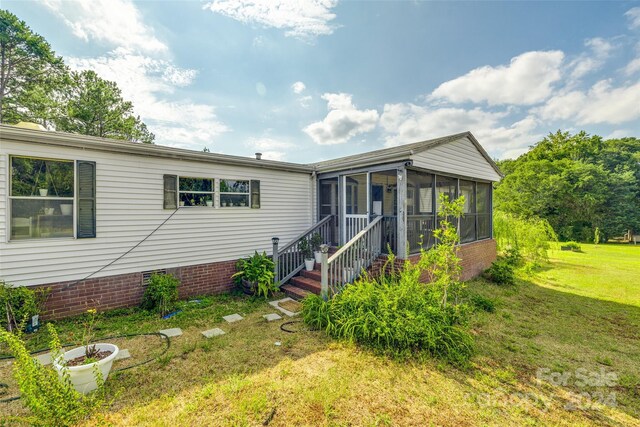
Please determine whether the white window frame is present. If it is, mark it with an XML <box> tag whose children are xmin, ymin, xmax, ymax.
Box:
<box><xmin>177</xmin><ymin>176</ymin><xmax>214</xmax><ymax>208</ymax></box>
<box><xmin>219</xmin><ymin>178</ymin><xmax>250</xmax><ymax>208</ymax></box>
<box><xmin>8</xmin><ymin>155</ymin><xmax>77</xmax><ymax>241</ymax></box>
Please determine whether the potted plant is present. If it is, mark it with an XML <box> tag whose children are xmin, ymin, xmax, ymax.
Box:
<box><xmin>206</xmin><ymin>200</ymin><xmax>213</xmax><ymax>207</ymax></box>
<box><xmin>232</xmin><ymin>251</ymin><xmax>276</xmax><ymax>298</ymax></box>
<box><xmin>310</xmin><ymin>233</ymin><xmax>323</xmax><ymax>264</ymax></box>
<box><xmin>52</xmin><ymin>309</ymin><xmax>119</xmax><ymax>394</ymax></box>
<box><xmin>299</xmin><ymin>238</ymin><xmax>315</xmax><ymax>271</ymax></box>
<box><xmin>39</xmin><ymin>188</ymin><xmax>48</xmax><ymax>197</ymax></box>
<box><xmin>60</xmin><ymin>204</ymin><xmax>72</xmax><ymax>215</ymax></box>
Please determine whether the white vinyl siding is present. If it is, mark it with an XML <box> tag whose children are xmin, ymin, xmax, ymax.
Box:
<box><xmin>0</xmin><ymin>141</ymin><xmax>313</xmax><ymax>286</ymax></box>
<box><xmin>411</xmin><ymin>137</ymin><xmax>502</xmax><ymax>182</ymax></box>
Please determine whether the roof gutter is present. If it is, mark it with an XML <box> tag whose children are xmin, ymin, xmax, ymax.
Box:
<box><xmin>0</xmin><ymin>125</ymin><xmax>314</xmax><ymax>174</ymax></box>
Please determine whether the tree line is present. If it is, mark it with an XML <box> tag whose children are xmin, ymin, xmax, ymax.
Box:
<box><xmin>495</xmin><ymin>131</ymin><xmax>640</xmax><ymax>242</ymax></box>
<box><xmin>0</xmin><ymin>10</ymin><xmax>154</xmax><ymax>143</ymax></box>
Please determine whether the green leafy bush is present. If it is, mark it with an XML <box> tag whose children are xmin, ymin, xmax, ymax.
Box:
<box><xmin>302</xmin><ymin>194</ymin><xmax>474</xmax><ymax>365</ymax></box>
<box><xmin>141</xmin><ymin>273</ymin><xmax>180</xmax><ymax>315</ymax></box>
<box><xmin>561</xmin><ymin>241</ymin><xmax>582</xmax><ymax>252</ymax></box>
<box><xmin>483</xmin><ymin>259</ymin><xmax>516</xmax><ymax>286</ymax></box>
<box><xmin>0</xmin><ymin>324</ymin><xmax>105</xmax><ymax>426</ymax></box>
<box><xmin>470</xmin><ymin>294</ymin><xmax>496</xmax><ymax>313</ymax></box>
<box><xmin>0</xmin><ymin>282</ymin><xmax>47</xmax><ymax>332</ymax></box>
<box><xmin>493</xmin><ymin>211</ymin><xmax>556</xmax><ymax>264</ymax></box>
<box><xmin>232</xmin><ymin>251</ymin><xmax>276</xmax><ymax>298</ymax></box>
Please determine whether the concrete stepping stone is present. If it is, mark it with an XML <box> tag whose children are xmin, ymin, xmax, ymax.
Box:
<box><xmin>35</xmin><ymin>352</ymin><xmax>52</xmax><ymax>365</ymax></box>
<box><xmin>201</xmin><ymin>328</ymin><xmax>226</xmax><ymax>338</ymax></box>
<box><xmin>223</xmin><ymin>313</ymin><xmax>244</xmax><ymax>323</ymax></box>
<box><xmin>159</xmin><ymin>327</ymin><xmax>183</xmax><ymax>338</ymax></box>
<box><xmin>269</xmin><ymin>298</ymin><xmax>300</xmax><ymax>317</ymax></box>
<box><xmin>115</xmin><ymin>349</ymin><xmax>131</xmax><ymax>360</ymax></box>
<box><xmin>263</xmin><ymin>313</ymin><xmax>282</xmax><ymax>322</ymax></box>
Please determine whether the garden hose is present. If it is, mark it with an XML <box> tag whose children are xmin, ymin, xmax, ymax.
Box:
<box><xmin>0</xmin><ymin>331</ymin><xmax>170</xmax><ymax>404</ymax></box>
<box><xmin>279</xmin><ymin>320</ymin><xmax>306</xmax><ymax>333</ymax></box>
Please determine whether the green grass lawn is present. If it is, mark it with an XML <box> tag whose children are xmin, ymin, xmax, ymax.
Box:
<box><xmin>1</xmin><ymin>243</ymin><xmax>639</xmax><ymax>426</ymax></box>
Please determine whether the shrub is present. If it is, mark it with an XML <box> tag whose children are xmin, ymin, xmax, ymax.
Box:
<box><xmin>0</xmin><ymin>324</ymin><xmax>105</xmax><ymax>426</ymax></box>
<box><xmin>0</xmin><ymin>282</ymin><xmax>47</xmax><ymax>332</ymax></box>
<box><xmin>483</xmin><ymin>259</ymin><xmax>516</xmax><ymax>286</ymax></box>
<box><xmin>493</xmin><ymin>211</ymin><xmax>556</xmax><ymax>264</ymax></box>
<box><xmin>232</xmin><ymin>251</ymin><xmax>276</xmax><ymax>298</ymax></box>
<box><xmin>141</xmin><ymin>273</ymin><xmax>180</xmax><ymax>315</ymax></box>
<box><xmin>560</xmin><ymin>241</ymin><xmax>582</xmax><ymax>252</ymax></box>
<box><xmin>470</xmin><ymin>294</ymin><xmax>496</xmax><ymax>313</ymax></box>
<box><xmin>302</xmin><ymin>194</ymin><xmax>474</xmax><ymax>365</ymax></box>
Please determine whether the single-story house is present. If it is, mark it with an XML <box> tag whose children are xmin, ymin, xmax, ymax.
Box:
<box><xmin>0</xmin><ymin>124</ymin><xmax>501</xmax><ymax>318</ymax></box>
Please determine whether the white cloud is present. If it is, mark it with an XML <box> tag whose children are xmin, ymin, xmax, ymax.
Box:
<box><xmin>536</xmin><ymin>79</ymin><xmax>640</xmax><ymax>125</ymax></box>
<box><xmin>430</xmin><ymin>51</ymin><xmax>564</xmax><ymax>106</ymax></box>
<box><xmin>203</xmin><ymin>0</ymin><xmax>339</xmax><ymax>40</ymax></box>
<box><xmin>569</xmin><ymin>37</ymin><xmax>614</xmax><ymax>81</ymax></box>
<box><xmin>67</xmin><ymin>49</ymin><xmax>228</xmax><ymax>148</ymax></box>
<box><xmin>303</xmin><ymin>93</ymin><xmax>378</xmax><ymax>145</ymax></box>
<box><xmin>245</xmin><ymin>137</ymin><xmax>295</xmax><ymax>161</ymax></box>
<box><xmin>298</xmin><ymin>95</ymin><xmax>312</xmax><ymax>108</ymax></box>
<box><xmin>42</xmin><ymin>0</ymin><xmax>167</xmax><ymax>53</ymax></box>
<box><xmin>626</xmin><ymin>7</ymin><xmax>640</xmax><ymax>29</ymax></box>
<box><xmin>624</xmin><ymin>58</ymin><xmax>640</xmax><ymax>75</ymax></box>
<box><xmin>291</xmin><ymin>81</ymin><xmax>306</xmax><ymax>94</ymax></box>
<box><xmin>379</xmin><ymin>103</ymin><xmax>542</xmax><ymax>159</ymax></box>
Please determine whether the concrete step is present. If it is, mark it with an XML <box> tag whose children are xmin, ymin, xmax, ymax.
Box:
<box><xmin>290</xmin><ymin>276</ymin><xmax>322</xmax><ymax>294</ymax></box>
<box><xmin>281</xmin><ymin>284</ymin><xmax>312</xmax><ymax>300</ymax></box>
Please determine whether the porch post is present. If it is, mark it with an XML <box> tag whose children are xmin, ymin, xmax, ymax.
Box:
<box><xmin>396</xmin><ymin>167</ymin><xmax>408</xmax><ymax>259</ymax></box>
<box><xmin>272</xmin><ymin>237</ymin><xmax>279</xmax><ymax>285</ymax></box>
<box><xmin>320</xmin><ymin>244</ymin><xmax>329</xmax><ymax>299</ymax></box>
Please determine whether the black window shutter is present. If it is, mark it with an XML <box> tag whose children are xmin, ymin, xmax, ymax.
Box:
<box><xmin>77</xmin><ymin>161</ymin><xmax>96</xmax><ymax>238</ymax></box>
<box><xmin>250</xmin><ymin>180</ymin><xmax>260</xmax><ymax>209</ymax></box>
<box><xmin>164</xmin><ymin>175</ymin><xmax>178</xmax><ymax>209</ymax></box>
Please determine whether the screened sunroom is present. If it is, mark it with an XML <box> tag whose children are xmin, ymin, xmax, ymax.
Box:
<box><xmin>314</xmin><ymin>132</ymin><xmax>501</xmax><ymax>258</ymax></box>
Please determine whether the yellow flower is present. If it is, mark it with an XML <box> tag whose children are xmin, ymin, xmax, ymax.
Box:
<box><xmin>87</xmin><ymin>309</ymin><xmax>97</xmax><ymax>314</ymax></box>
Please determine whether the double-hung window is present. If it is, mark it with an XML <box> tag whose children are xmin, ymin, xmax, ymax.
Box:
<box><xmin>9</xmin><ymin>156</ymin><xmax>96</xmax><ymax>240</ymax></box>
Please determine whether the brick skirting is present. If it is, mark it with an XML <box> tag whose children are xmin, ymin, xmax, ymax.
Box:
<box><xmin>369</xmin><ymin>238</ymin><xmax>497</xmax><ymax>282</ymax></box>
<box><xmin>36</xmin><ymin>240</ymin><xmax>496</xmax><ymax>320</ymax></box>
<box><xmin>37</xmin><ymin>260</ymin><xmax>237</xmax><ymax>320</ymax></box>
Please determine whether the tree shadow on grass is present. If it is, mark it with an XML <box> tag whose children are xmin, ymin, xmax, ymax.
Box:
<box><xmin>449</xmin><ymin>277</ymin><xmax>640</xmax><ymax>426</ymax></box>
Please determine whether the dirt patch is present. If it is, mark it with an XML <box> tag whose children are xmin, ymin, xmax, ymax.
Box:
<box><xmin>67</xmin><ymin>349</ymin><xmax>113</xmax><ymax>366</ymax></box>
<box><xmin>278</xmin><ymin>300</ymin><xmax>302</xmax><ymax>313</ymax></box>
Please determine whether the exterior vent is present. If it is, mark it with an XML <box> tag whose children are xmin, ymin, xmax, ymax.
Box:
<box><xmin>255</xmin><ymin>152</ymin><xmax>262</xmax><ymax>160</ymax></box>
<box><xmin>141</xmin><ymin>269</ymin><xmax>167</xmax><ymax>286</ymax></box>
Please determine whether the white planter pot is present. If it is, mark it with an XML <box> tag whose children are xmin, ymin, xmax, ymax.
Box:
<box><xmin>206</xmin><ymin>200</ymin><xmax>213</xmax><ymax>207</ymax></box>
<box><xmin>304</xmin><ymin>258</ymin><xmax>315</xmax><ymax>271</ymax></box>
<box><xmin>60</xmin><ymin>204</ymin><xmax>72</xmax><ymax>215</ymax></box>
<box><xmin>314</xmin><ymin>251</ymin><xmax>322</xmax><ymax>264</ymax></box>
<box><xmin>53</xmin><ymin>343</ymin><xmax>119</xmax><ymax>394</ymax></box>
<box><xmin>39</xmin><ymin>188</ymin><xmax>48</xmax><ymax>197</ymax></box>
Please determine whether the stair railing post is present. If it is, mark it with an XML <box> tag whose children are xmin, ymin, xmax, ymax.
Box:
<box><xmin>320</xmin><ymin>244</ymin><xmax>329</xmax><ymax>300</ymax></box>
<box><xmin>272</xmin><ymin>237</ymin><xmax>280</xmax><ymax>286</ymax></box>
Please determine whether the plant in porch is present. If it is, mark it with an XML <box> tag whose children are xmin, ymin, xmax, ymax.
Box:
<box><xmin>52</xmin><ymin>309</ymin><xmax>119</xmax><ymax>394</ymax></box>
<box><xmin>298</xmin><ymin>238</ymin><xmax>315</xmax><ymax>271</ymax></box>
<box><xmin>310</xmin><ymin>232</ymin><xmax>323</xmax><ymax>264</ymax></box>
<box><xmin>232</xmin><ymin>251</ymin><xmax>276</xmax><ymax>298</ymax></box>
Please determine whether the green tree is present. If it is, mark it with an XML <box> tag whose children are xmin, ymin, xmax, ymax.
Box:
<box><xmin>0</xmin><ymin>9</ymin><xmax>66</xmax><ymax>125</ymax></box>
<box><xmin>495</xmin><ymin>131</ymin><xmax>640</xmax><ymax>242</ymax></box>
<box><xmin>56</xmin><ymin>70</ymin><xmax>154</xmax><ymax>143</ymax></box>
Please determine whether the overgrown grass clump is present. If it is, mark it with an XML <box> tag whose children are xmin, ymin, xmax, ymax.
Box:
<box><xmin>302</xmin><ymin>269</ymin><xmax>474</xmax><ymax>364</ymax></box>
<box><xmin>303</xmin><ymin>194</ymin><xmax>474</xmax><ymax>365</ymax></box>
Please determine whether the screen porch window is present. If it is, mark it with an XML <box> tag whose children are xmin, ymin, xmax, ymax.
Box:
<box><xmin>220</xmin><ymin>179</ymin><xmax>249</xmax><ymax>207</ymax></box>
<box><xmin>477</xmin><ymin>182</ymin><xmax>492</xmax><ymax>239</ymax></box>
<box><xmin>179</xmin><ymin>177</ymin><xmax>214</xmax><ymax>207</ymax></box>
<box><xmin>9</xmin><ymin>156</ymin><xmax>75</xmax><ymax>240</ymax></box>
<box><xmin>459</xmin><ymin>180</ymin><xmax>476</xmax><ymax>243</ymax></box>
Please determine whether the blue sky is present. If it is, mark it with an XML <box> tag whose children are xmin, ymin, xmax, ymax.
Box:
<box><xmin>5</xmin><ymin>1</ymin><xmax>640</xmax><ymax>162</ymax></box>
